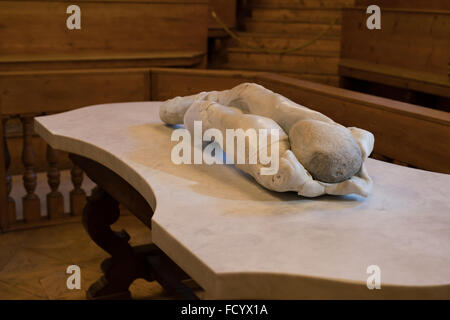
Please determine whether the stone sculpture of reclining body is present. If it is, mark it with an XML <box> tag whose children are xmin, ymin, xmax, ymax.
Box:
<box><xmin>159</xmin><ymin>83</ymin><xmax>374</xmax><ymax>197</ymax></box>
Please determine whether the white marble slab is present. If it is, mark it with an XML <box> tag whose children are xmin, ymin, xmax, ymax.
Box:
<box><xmin>35</xmin><ymin>102</ymin><xmax>450</xmax><ymax>299</ymax></box>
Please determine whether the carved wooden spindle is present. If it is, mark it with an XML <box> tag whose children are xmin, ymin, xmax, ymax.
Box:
<box><xmin>3</xmin><ymin>119</ymin><xmax>16</xmax><ymax>225</ymax></box>
<box><xmin>46</xmin><ymin>144</ymin><xmax>64</xmax><ymax>219</ymax></box>
<box><xmin>70</xmin><ymin>163</ymin><xmax>86</xmax><ymax>216</ymax></box>
<box><xmin>1</xmin><ymin>118</ymin><xmax>9</xmax><ymax>230</ymax></box>
<box><xmin>21</xmin><ymin>116</ymin><xmax>41</xmax><ymax>222</ymax></box>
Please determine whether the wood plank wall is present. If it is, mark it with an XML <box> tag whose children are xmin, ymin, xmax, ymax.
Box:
<box><xmin>341</xmin><ymin>5</ymin><xmax>450</xmax><ymax>77</ymax></box>
<box><xmin>355</xmin><ymin>0</ymin><xmax>450</xmax><ymax>11</ymax></box>
<box><xmin>0</xmin><ymin>0</ymin><xmax>208</xmax><ymax>56</ymax></box>
<box><xmin>339</xmin><ymin>1</ymin><xmax>450</xmax><ymax>110</ymax></box>
<box><xmin>0</xmin><ymin>0</ymin><xmax>211</xmax><ymax>175</ymax></box>
<box><xmin>0</xmin><ymin>69</ymin><xmax>151</xmax><ymax>116</ymax></box>
<box><xmin>150</xmin><ymin>68</ymin><xmax>265</xmax><ymax>100</ymax></box>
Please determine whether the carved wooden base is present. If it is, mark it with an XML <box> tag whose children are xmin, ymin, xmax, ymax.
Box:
<box><xmin>7</xmin><ymin>198</ymin><xmax>16</xmax><ymax>226</ymax></box>
<box><xmin>70</xmin><ymin>190</ymin><xmax>87</xmax><ymax>216</ymax></box>
<box><xmin>47</xmin><ymin>192</ymin><xmax>64</xmax><ymax>219</ymax></box>
<box><xmin>82</xmin><ymin>187</ymin><xmax>200</xmax><ymax>300</ymax></box>
<box><xmin>83</xmin><ymin>187</ymin><xmax>149</xmax><ymax>299</ymax></box>
<box><xmin>70</xmin><ymin>153</ymin><xmax>198</xmax><ymax>300</ymax></box>
<box><xmin>22</xmin><ymin>195</ymin><xmax>41</xmax><ymax>222</ymax></box>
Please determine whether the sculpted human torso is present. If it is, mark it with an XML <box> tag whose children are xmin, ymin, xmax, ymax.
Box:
<box><xmin>159</xmin><ymin>83</ymin><xmax>374</xmax><ymax>197</ymax></box>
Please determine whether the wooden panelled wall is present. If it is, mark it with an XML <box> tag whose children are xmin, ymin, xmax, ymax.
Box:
<box><xmin>209</xmin><ymin>0</ymin><xmax>237</xmax><ymax>30</ymax></box>
<box><xmin>0</xmin><ymin>0</ymin><xmax>208</xmax><ymax>70</ymax></box>
<box><xmin>2</xmin><ymin>68</ymin><xmax>450</xmax><ymax>232</ymax></box>
<box><xmin>339</xmin><ymin>0</ymin><xmax>450</xmax><ymax>111</ymax></box>
<box><xmin>0</xmin><ymin>106</ymin><xmax>7</xmax><ymax>230</ymax></box>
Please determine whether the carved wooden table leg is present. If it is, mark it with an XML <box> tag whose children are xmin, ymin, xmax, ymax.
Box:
<box><xmin>83</xmin><ymin>187</ymin><xmax>151</xmax><ymax>299</ymax></box>
<box><xmin>70</xmin><ymin>153</ymin><xmax>198</xmax><ymax>300</ymax></box>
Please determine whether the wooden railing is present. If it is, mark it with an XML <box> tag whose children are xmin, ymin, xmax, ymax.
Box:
<box><xmin>0</xmin><ymin>0</ymin><xmax>215</xmax><ymax>232</ymax></box>
<box><xmin>1</xmin><ymin>68</ymin><xmax>449</xmax><ymax>233</ymax></box>
<box><xmin>1</xmin><ymin>115</ymin><xmax>87</xmax><ymax>232</ymax></box>
<box><xmin>0</xmin><ymin>67</ymin><xmax>154</xmax><ymax>232</ymax></box>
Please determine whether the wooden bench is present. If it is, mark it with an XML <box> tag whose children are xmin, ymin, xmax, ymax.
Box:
<box><xmin>339</xmin><ymin>0</ymin><xmax>450</xmax><ymax>111</ymax></box>
<box><xmin>0</xmin><ymin>0</ymin><xmax>208</xmax><ymax>70</ymax></box>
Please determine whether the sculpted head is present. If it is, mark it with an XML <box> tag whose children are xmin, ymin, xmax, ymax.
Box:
<box><xmin>289</xmin><ymin>120</ymin><xmax>363</xmax><ymax>183</ymax></box>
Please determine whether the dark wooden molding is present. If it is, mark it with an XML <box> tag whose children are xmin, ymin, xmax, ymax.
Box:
<box><xmin>81</xmin><ymin>186</ymin><xmax>149</xmax><ymax>299</ymax></box>
<box><xmin>0</xmin><ymin>114</ymin><xmax>8</xmax><ymax>231</ymax></box>
<box><xmin>70</xmin><ymin>153</ymin><xmax>198</xmax><ymax>300</ymax></box>
<box><xmin>70</xmin><ymin>154</ymin><xmax>154</xmax><ymax>227</ymax></box>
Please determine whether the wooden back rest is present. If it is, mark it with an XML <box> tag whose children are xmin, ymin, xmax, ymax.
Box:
<box><xmin>341</xmin><ymin>3</ymin><xmax>450</xmax><ymax>77</ymax></box>
<box><xmin>0</xmin><ymin>0</ymin><xmax>208</xmax><ymax>57</ymax></box>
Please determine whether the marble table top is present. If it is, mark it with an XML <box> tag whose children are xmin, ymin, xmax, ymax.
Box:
<box><xmin>35</xmin><ymin>102</ymin><xmax>450</xmax><ymax>299</ymax></box>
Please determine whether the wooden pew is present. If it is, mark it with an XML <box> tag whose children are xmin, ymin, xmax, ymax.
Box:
<box><xmin>339</xmin><ymin>0</ymin><xmax>450</xmax><ymax>111</ymax></box>
<box><xmin>0</xmin><ymin>0</ymin><xmax>208</xmax><ymax>70</ymax></box>
<box><xmin>0</xmin><ymin>0</ymin><xmax>209</xmax><ymax>229</ymax></box>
